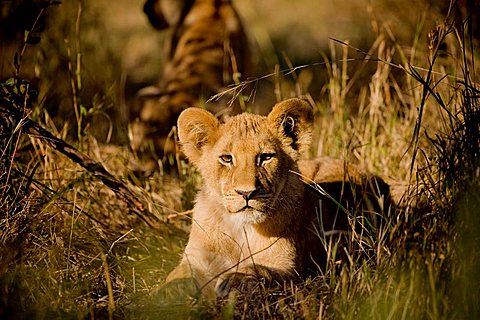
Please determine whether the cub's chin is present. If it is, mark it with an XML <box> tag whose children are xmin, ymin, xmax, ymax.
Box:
<box><xmin>225</xmin><ymin>204</ymin><xmax>269</xmax><ymax>225</ymax></box>
<box><xmin>232</xmin><ymin>209</ymin><xmax>268</xmax><ymax>225</ymax></box>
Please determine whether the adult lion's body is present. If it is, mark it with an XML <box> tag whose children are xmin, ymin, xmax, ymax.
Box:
<box><xmin>131</xmin><ymin>0</ymin><xmax>251</xmax><ymax>157</ymax></box>
<box><xmin>167</xmin><ymin>99</ymin><xmax>392</xmax><ymax>297</ymax></box>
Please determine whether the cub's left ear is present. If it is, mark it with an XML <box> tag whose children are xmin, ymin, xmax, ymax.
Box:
<box><xmin>267</xmin><ymin>98</ymin><xmax>313</xmax><ymax>157</ymax></box>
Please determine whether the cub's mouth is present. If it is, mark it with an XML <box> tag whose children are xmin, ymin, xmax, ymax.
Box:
<box><xmin>223</xmin><ymin>197</ymin><xmax>270</xmax><ymax>215</ymax></box>
<box><xmin>234</xmin><ymin>204</ymin><xmax>257</xmax><ymax>213</ymax></box>
<box><xmin>225</xmin><ymin>203</ymin><xmax>269</xmax><ymax>224</ymax></box>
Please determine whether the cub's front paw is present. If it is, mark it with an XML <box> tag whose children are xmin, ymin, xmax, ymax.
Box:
<box><xmin>215</xmin><ymin>272</ymin><xmax>261</xmax><ymax>299</ymax></box>
<box><xmin>154</xmin><ymin>277</ymin><xmax>200</xmax><ymax>303</ymax></box>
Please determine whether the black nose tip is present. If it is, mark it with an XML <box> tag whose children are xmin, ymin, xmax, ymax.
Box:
<box><xmin>235</xmin><ymin>189</ymin><xmax>258</xmax><ymax>201</ymax></box>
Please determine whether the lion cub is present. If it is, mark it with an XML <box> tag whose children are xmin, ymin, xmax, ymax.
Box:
<box><xmin>166</xmin><ymin>98</ymin><xmax>392</xmax><ymax>298</ymax></box>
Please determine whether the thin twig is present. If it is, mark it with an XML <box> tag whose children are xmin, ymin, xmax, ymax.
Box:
<box><xmin>167</xmin><ymin>209</ymin><xmax>193</xmax><ymax>220</ymax></box>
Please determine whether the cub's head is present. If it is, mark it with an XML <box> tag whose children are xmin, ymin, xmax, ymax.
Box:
<box><xmin>178</xmin><ymin>99</ymin><xmax>313</xmax><ymax>224</ymax></box>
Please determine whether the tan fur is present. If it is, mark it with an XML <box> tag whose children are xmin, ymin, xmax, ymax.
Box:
<box><xmin>131</xmin><ymin>0</ymin><xmax>251</xmax><ymax>158</ymax></box>
<box><xmin>166</xmin><ymin>98</ymin><xmax>392</xmax><ymax>297</ymax></box>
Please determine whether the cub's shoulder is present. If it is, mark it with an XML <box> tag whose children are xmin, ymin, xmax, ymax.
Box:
<box><xmin>298</xmin><ymin>157</ymin><xmax>363</xmax><ymax>184</ymax></box>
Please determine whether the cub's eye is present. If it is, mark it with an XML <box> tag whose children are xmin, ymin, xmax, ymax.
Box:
<box><xmin>219</xmin><ymin>154</ymin><xmax>233</xmax><ymax>165</ymax></box>
<box><xmin>258</xmin><ymin>153</ymin><xmax>275</xmax><ymax>165</ymax></box>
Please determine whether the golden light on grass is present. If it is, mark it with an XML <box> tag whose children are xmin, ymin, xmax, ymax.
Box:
<box><xmin>1</xmin><ymin>0</ymin><xmax>479</xmax><ymax>318</ymax></box>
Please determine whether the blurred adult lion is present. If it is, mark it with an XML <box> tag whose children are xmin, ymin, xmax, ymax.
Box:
<box><xmin>130</xmin><ymin>0</ymin><xmax>251</xmax><ymax>162</ymax></box>
<box><xmin>164</xmin><ymin>98</ymin><xmax>393</xmax><ymax>297</ymax></box>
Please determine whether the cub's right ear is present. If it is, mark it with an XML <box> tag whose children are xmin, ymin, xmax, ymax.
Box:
<box><xmin>177</xmin><ymin>108</ymin><xmax>220</xmax><ymax>164</ymax></box>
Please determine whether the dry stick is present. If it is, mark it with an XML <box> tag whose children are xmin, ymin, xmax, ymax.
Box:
<box><xmin>101</xmin><ymin>253</ymin><xmax>115</xmax><ymax>320</ymax></box>
<box><xmin>5</xmin><ymin>106</ymin><xmax>167</xmax><ymax>231</ymax></box>
<box><xmin>10</xmin><ymin>167</ymin><xmax>112</xmax><ymax>228</ymax></box>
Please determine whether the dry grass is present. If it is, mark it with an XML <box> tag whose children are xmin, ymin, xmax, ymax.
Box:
<box><xmin>1</xmin><ymin>0</ymin><xmax>479</xmax><ymax>319</ymax></box>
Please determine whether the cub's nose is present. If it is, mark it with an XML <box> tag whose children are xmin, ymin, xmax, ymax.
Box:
<box><xmin>235</xmin><ymin>188</ymin><xmax>258</xmax><ymax>201</ymax></box>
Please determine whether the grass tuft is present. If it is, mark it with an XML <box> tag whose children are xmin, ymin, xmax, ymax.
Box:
<box><xmin>1</xmin><ymin>0</ymin><xmax>479</xmax><ymax>318</ymax></box>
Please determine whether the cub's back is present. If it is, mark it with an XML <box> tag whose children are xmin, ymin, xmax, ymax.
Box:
<box><xmin>297</xmin><ymin>157</ymin><xmax>393</xmax><ymax>273</ymax></box>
